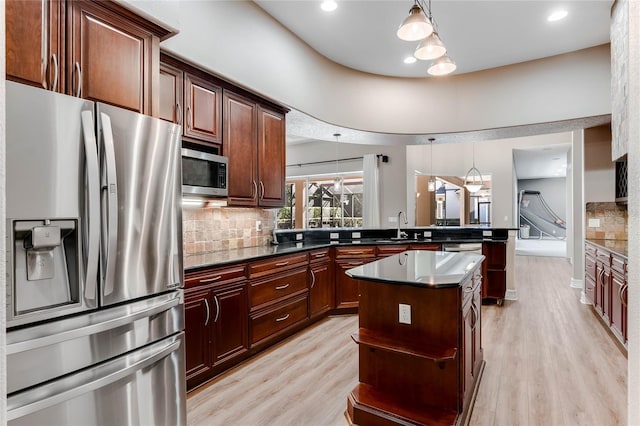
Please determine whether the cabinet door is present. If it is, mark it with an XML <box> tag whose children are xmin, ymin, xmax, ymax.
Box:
<box><xmin>6</xmin><ymin>0</ymin><xmax>64</xmax><ymax>92</ymax></box>
<box><xmin>335</xmin><ymin>259</ymin><xmax>371</xmax><ymax>309</ymax></box>
<box><xmin>68</xmin><ymin>1</ymin><xmax>157</xmax><ymax>113</ymax></box>
<box><xmin>472</xmin><ymin>290</ymin><xmax>483</xmax><ymax>378</ymax></box>
<box><xmin>184</xmin><ymin>73</ymin><xmax>222</xmax><ymax>144</ymax></box>
<box><xmin>596</xmin><ymin>264</ymin><xmax>611</xmax><ymax>322</ymax></box>
<box><xmin>212</xmin><ymin>283</ymin><xmax>249</xmax><ymax>365</ymax></box>
<box><xmin>257</xmin><ymin>106</ymin><xmax>286</xmax><ymax>207</ymax></box>
<box><xmin>309</xmin><ymin>261</ymin><xmax>335</xmax><ymax>318</ymax></box>
<box><xmin>159</xmin><ymin>62</ymin><xmax>183</xmax><ymax>125</ymax></box>
<box><xmin>461</xmin><ymin>300</ymin><xmax>474</xmax><ymax>406</ymax></box>
<box><xmin>482</xmin><ymin>242</ymin><xmax>506</xmax><ymax>301</ymax></box>
<box><xmin>610</xmin><ymin>273</ymin><xmax>625</xmax><ymax>342</ymax></box>
<box><xmin>185</xmin><ymin>289</ymin><xmax>213</xmax><ymax>388</ymax></box>
<box><xmin>224</xmin><ymin>91</ymin><xmax>258</xmax><ymax>206</ymax></box>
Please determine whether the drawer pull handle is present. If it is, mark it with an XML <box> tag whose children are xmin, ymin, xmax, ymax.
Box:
<box><xmin>276</xmin><ymin>313</ymin><xmax>290</xmax><ymax>322</ymax></box>
<box><xmin>348</xmin><ymin>262</ymin><xmax>363</xmax><ymax>266</ymax></box>
<box><xmin>200</xmin><ymin>275</ymin><xmax>222</xmax><ymax>284</ymax></box>
<box><xmin>275</xmin><ymin>261</ymin><xmax>289</xmax><ymax>267</ymax></box>
<box><xmin>463</xmin><ymin>286</ymin><xmax>474</xmax><ymax>293</ymax></box>
<box><xmin>275</xmin><ymin>283</ymin><xmax>290</xmax><ymax>290</ymax></box>
<box><xmin>346</xmin><ymin>251</ymin><xmax>364</xmax><ymax>255</ymax></box>
<box><xmin>314</xmin><ymin>253</ymin><xmax>326</xmax><ymax>258</ymax></box>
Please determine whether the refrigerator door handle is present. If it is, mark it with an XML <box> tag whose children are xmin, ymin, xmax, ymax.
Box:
<box><xmin>8</xmin><ymin>294</ymin><xmax>180</xmax><ymax>354</ymax></box>
<box><xmin>8</xmin><ymin>337</ymin><xmax>181</xmax><ymax>421</ymax></box>
<box><xmin>80</xmin><ymin>111</ymin><xmax>100</xmax><ymax>302</ymax></box>
<box><xmin>100</xmin><ymin>112</ymin><xmax>119</xmax><ymax>296</ymax></box>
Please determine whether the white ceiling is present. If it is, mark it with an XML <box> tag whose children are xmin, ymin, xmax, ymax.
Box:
<box><xmin>254</xmin><ymin>0</ymin><xmax>612</xmax><ymax>78</ymax></box>
<box><xmin>254</xmin><ymin>0</ymin><xmax>612</xmax><ymax>178</ymax></box>
<box><xmin>513</xmin><ymin>145</ymin><xmax>571</xmax><ymax>180</ymax></box>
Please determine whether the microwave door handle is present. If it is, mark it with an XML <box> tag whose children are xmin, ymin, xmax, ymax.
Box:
<box><xmin>100</xmin><ymin>112</ymin><xmax>119</xmax><ymax>296</ymax></box>
<box><xmin>80</xmin><ymin>111</ymin><xmax>100</xmax><ymax>302</ymax></box>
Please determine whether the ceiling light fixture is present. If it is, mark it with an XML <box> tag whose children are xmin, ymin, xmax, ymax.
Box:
<box><xmin>397</xmin><ymin>0</ymin><xmax>456</xmax><ymax>76</ymax></box>
<box><xmin>428</xmin><ymin>138</ymin><xmax>436</xmax><ymax>192</ymax></box>
<box><xmin>404</xmin><ymin>56</ymin><xmax>417</xmax><ymax>64</ymax></box>
<box><xmin>464</xmin><ymin>141</ymin><xmax>483</xmax><ymax>193</ymax></box>
<box><xmin>547</xmin><ymin>10</ymin><xmax>568</xmax><ymax>22</ymax></box>
<box><xmin>333</xmin><ymin>133</ymin><xmax>342</xmax><ymax>191</ymax></box>
<box><xmin>397</xmin><ymin>1</ymin><xmax>433</xmax><ymax>41</ymax></box>
<box><xmin>321</xmin><ymin>0</ymin><xmax>337</xmax><ymax>12</ymax></box>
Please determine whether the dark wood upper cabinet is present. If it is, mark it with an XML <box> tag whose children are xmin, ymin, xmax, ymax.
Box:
<box><xmin>158</xmin><ymin>62</ymin><xmax>183</xmax><ymax>125</ymax></box>
<box><xmin>257</xmin><ymin>106</ymin><xmax>286</xmax><ymax>207</ymax></box>
<box><xmin>184</xmin><ymin>73</ymin><xmax>222</xmax><ymax>143</ymax></box>
<box><xmin>6</xmin><ymin>0</ymin><xmax>65</xmax><ymax>92</ymax></box>
<box><xmin>67</xmin><ymin>1</ymin><xmax>168</xmax><ymax>114</ymax></box>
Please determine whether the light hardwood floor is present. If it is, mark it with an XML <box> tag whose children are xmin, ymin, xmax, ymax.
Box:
<box><xmin>187</xmin><ymin>256</ymin><xmax>627</xmax><ymax>425</ymax></box>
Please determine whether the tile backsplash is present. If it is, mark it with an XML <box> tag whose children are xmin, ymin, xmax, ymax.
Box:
<box><xmin>183</xmin><ymin>207</ymin><xmax>276</xmax><ymax>255</ymax></box>
<box><xmin>585</xmin><ymin>202</ymin><xmax>628</xmax><ymax>240</ymax></box>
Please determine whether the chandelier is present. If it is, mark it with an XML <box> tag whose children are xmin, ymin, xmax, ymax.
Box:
<box><xmin>397</xmin><ymin>0</ymin><xmax>456</xmax><ymax>76</ymax></box>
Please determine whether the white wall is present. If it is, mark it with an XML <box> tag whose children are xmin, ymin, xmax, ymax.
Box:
<box><xmin>287</xmin><ymin>141</ymin><xmax>406</xmax><ymax>228</ymax></box>
<box><xmin>584</xmin><ymin>125</ymin><xmax>616</xmax><ymax>202</ymax></box>
<box><xmin>1</xmin><ymin>4</ymin><xmax>6</xmax><ymax>423</ymax></box>
<box><xmin>407</xmin><ymin>132</ymin><xmax>574</xmax><ymax>227</ymax></box>
<box><xmin>518</xmin><ymin>178</ymin><xmax>567</xmax><ymax>220</ymax></box>
<box><xmin>126</xmin><ymin>1</ymin><xmax>611</xmax><ymax>135</ymax></box>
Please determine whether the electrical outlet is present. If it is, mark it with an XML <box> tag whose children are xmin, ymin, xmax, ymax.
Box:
<box><xmin>352</xmin><ymin>232</ymin><xmax>361</xmax><ymax>238</ymax></box>
<box><xmin>256</xmin><ymin>220</ymin><xmax>262</xmax><ymax>231</ymax></box>
<box><xmin>588</xmin><ymin>219</ymin><xmax>600</xmax><ymax>228</ymax></box>
<box><xmin>296</xmin><ymin>233</ymin><xmax>303</xmax><ymax>240</ymax></box>
<box><xmin>399</xmin><ymin>304</ymin><xmax>411</xmax><ymax>325</ymax></box>
<box><xmin>330</xmin><ymin>232</ymin><xmax>340</xmax><ymax>239</ymax></box>
<box><xmin>389</xmin><ymin>216</ymin><xmax>398</xmax><ymax>223</ymax></box>
<box><xmin>483</xmin><ymin>230</ymin><xmax>492</xmax><ymax>237</ymax></box>
<box><xmin>424</xmin><ymin>231</ymin><xmax>432</xmax><ymax>238</ymax></box>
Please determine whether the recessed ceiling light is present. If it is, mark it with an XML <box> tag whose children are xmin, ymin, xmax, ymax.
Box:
<box><xmin>548</xmin><ymin>10</ymin><xmax>568</xmax><ymax>22</ymax></box>
<box><xmin>321</xmin><ymin>0</ymin><xmax>337</xmax><ymax>12</ymax></box>
<box><xmin>404</xmin><ymin>56</ymin><xmax>417</xmax><ymax>64</ymax></box>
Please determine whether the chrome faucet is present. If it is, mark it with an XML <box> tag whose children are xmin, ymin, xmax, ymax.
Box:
<box><xmin>397</xmin><ymin>211</ymin><xmax>408</xmax><ymax>239</ymax></box>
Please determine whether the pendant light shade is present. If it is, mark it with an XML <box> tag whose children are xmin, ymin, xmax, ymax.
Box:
<box><xmin>397</xmin><ymin>3</ymin><xmax>433</xmax><ymax>41</ymax></box>
<box><xmin>464</xmin><ymin>141</ymin><xmax>483</xmax><ymax>193</ymax></box>
<box><xmin>464</xmin><ymin>167</ymin><xmax>483</xmax><ymax>193</ymax></box>
<box><xmin>427</xmin><ymin>54</ymin><xmax>457</xmax><ymax>76</ymax></box>
<box><xmin>414</xmin><ymin>32</ymin><xmax>446</xmax><ymax>61</ymax></box>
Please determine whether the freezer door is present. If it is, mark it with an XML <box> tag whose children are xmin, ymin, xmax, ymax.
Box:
<box><xmin>97</xmin><ymin>103</ymin><xmax>183</xmax><ymax>306</ymax></box>
<box><xmin>7</xmin><ymin>291</ymin><xmax>184</xmax><ymax>394</ymax></box>
<box><xmin>6</xmin><ymin>81</ymin><xmax>99</xmax><ymax>327</ymax></box>
<box><xmin>8</xmin><ymin>332</ymin><xmax>186</xmax><ymax>426</ymax></box>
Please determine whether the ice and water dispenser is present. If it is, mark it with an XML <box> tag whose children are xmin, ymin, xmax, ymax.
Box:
<box><xmin>8</xmin><ymin>219</ymin><xmax>82</xmax><ymax>326</ymax></box>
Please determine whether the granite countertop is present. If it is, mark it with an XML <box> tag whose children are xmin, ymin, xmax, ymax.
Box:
<box><xmin>345</xmin><ymin>250</ymin><xmax>485</xmax><ymax>289</ymax></box>
<box><xmin>586</xmin><ymin>239</ymin><xmax>628</xmax><ymax>258</ymax></box>
<box><xmin>183</xmin><ymin>237</ymin><xmax>499</xmax><ymax>271</ymax></box>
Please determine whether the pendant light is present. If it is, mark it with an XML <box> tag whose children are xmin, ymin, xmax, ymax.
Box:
<box><xmin>427</xmin><ymin>54</ymin><xmax>457</xmax><ymax>76</ymax></box>
<box><xmin>428</xmin><ymin>138</ymin><xmax>436</xmax><ymax>192</ymax></box>
<box><xmin>333</xmin><ymin>133</ymin><xmax>342</xmax><ymax>191</ymax></box>
<box><xmin>464</xmin><ymin>141</ymin><xmax>483</xmax><ymax>193</ymax></box>
<box><xmin>415</xmin><ymin>31</ymin><xmax>446</xmax><ymax>61</ymax></box>
<box><xmin>397</xmin><ymin>1</ymin><xmax>433</xmax><ymax>41</ymax></box>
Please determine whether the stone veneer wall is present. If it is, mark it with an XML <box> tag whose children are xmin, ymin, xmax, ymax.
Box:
<box><xmin>183</xmin><ymin>207</ymin><xmax>276</xmax><ymax>255</ymax></box>
<box><xmin>585</xmin><ymin>202</ymin><xmax>628</xmax><ymax>240</ymax></box>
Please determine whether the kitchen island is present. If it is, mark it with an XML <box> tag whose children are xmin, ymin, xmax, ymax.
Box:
<box><xmin>345</xmin><ymin>250</ymin><xmax>485</xmax><ymax>426</ymax></box>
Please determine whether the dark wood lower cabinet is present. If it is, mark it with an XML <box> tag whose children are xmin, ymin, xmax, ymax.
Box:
<box><xmin>482</xmin><ymin>241</ymin><xmax>506</xmax><ymax>304</ymax></box>
<box><xmin>335</xmin><ymin>260</ymin><xmax>367</xmax><ymax>310</ymax></box>
<box><xmin>309</xmin><ymin>259</ymin><xmax>334</xmax><ymax>318</ymax></box>
<box><xmin>584</xmin><ymin>241</ymin><xmax>628</xmax><ymax>348</ymax></box>
<box><xmin>185</xmin><ymin>281</ymin><xmax>249</xmax><ymax>390</ymax></box>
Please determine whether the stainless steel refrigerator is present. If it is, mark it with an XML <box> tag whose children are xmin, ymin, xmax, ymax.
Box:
<box><xmin>5</xmin><ymin>81</ymin><xmax>186</xmax><ymax>425</ymax></box>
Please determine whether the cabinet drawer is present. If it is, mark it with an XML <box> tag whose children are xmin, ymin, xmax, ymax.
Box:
<box><xmin>409</xmin><ymin>243</ymin><xmax>441</xmax><ymax>251</ymax></box>
<box><xmin>248</xmin><ymin>253</ymin><xmax>308</xmax><ymax>278</ymax></box>
<box><xmin>185</xmin><ymin>264</ymin><xmax>247</xmax><ymax>289</ymax></box>
<box><xmin>585</xmin><ymin>243</ymin><xmax>597</xmax><ymax>258</ymax></box>
<box><xmin>596</xmin><ymin>252</ymin><xmax>611</xmax><ymax>266</ymax></box>
<box><xmin>309</xmin><ymin>248</ymin><xmax>331</xmax><ymax>263</ymax></box>
<box><xmin>611</xmin><ymin>254</ymin><xmax>626</xmax><ymax>275</ymax></box>
<box><xmin>376</xmin><ymin>245</ymin><xmax>409</xmax><ymax>257</ymax></box>
<box><xmin>585</xmin><ymin>276</ymin><xmax>596</xmax><ymax>304</ymax></box>
<box><xmin>250</xmin><ymin>294</ymin><xmax>308</xmax><ymax>346</ymax></box>
<box><xmin>335</xmin><ymin>246</ymin><xmax>376</xmax><ymax>259</ymax></box>
<box><xmin>250</xmin><ymin>267</ymin><xmax>307</xmax><ymax>309</ymax></box>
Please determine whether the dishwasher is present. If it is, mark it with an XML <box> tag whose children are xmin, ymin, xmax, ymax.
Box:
<box><xmin>442</xmin><ymin>242</ymin><xmax>483</xmax><ymax>254</ymax></box>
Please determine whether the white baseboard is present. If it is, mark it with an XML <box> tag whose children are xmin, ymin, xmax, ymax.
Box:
<box><xmin>570</xmin><ymin>278</ymin><xmax>583</xmax><ymax>289</ymax></box>
<box><xmin>579</xmin><ymin>291</ymin><xmax>591</xmax><ymax>305</ymax></box>
<box><xmin>505</xmin><ymin>289</ymin><xmax>518</xmax><ymax>301</ymax></box>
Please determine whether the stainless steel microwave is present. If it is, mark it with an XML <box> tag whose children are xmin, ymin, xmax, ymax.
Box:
<box><xmin>182</xmin><ymin>148</ymin><xmax>228</xmax><ymax>197</ymax></box>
